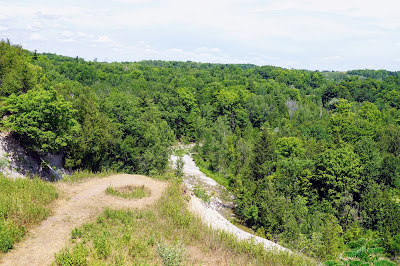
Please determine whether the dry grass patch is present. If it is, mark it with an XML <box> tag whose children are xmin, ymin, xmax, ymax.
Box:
<box><xmin>105</xmin><ymin>185</ymin><xmax>151</xmax><ymax>199</ymax></box>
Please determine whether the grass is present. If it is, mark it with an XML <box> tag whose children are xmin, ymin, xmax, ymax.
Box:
<box><xmin>55</xmin><ymin>178</ymin><xmax>316</xmax><ymax>265</ymax></box>
<box><xmin>0</xmin><ymin>174</ymin><xmax>58</xmax><ymax>254</ymax></box>
<box><xmin>106</xmin><ymin>185</ymin><xmax>151</xmax><ymax>199</ymax></box>
<box><xmin>62</xmin><ymin>169</ymin><xmax>114</xmax><ymax>183</ymax></box>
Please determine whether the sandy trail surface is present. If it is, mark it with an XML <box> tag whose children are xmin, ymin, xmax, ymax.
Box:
<box><xmin>0</xmin><ymin>174</ymin><xmax>167</xmax><ymax>266</ymax></box>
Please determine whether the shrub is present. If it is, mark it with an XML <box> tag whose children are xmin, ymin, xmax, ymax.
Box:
<box><xmin>156</xmin><ymin>241</ymin><xmax>186</xmax><ymax>266</ymax></box>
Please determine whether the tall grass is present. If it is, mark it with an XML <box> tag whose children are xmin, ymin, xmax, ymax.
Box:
<box><xmin>55</xmin><ymin>178</ymin><xmax>315</xmax><ymax>265</ymax></box>
<box><xmin>0</xmin><ymin>175</ymin><xmax>58</xmax><ymax>253</ymax></box>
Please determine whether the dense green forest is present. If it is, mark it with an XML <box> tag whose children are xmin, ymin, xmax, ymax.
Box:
<box><xmin>1</xmin><ymin>40</ymin><xmax>400</xmax><ymax>263</ymax></box>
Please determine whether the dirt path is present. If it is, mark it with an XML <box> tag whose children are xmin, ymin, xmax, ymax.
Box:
<box><xmin>0</xmin><ymin>174</ymin><xmax>167</xmax><ymax>266</ymax></box>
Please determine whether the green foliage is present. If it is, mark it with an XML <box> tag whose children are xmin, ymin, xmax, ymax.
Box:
<box><xmin>314</xmin><ymin>145</ymin><xmax>362</xmax><ymax>203</ymax></box>
<box><xmin>324</xmin><ymin>238</ymin><xmax>395</xmax><ymax>265</ymax></box>
<box><xmin>0</xmin><ymin>41</ymin><xmax>40</xmax><ymax>96</ymax></box>
<box><xmin>328</xmin><ymin>99</ymin><xmax>356</xmax><ymax>142</ymax></box>
<box><xmin>1</xmin><ymin>87</ymin><xmax>78</xmax><ymax>152</ymax></box>
<box><xmin>275</xmin><ymin>136</ymin><xmax>305</xmax><ymax>159</ymax></box>
<box><xmin>360</xmin><ymin>183</ymin><xmax>400</xmax><ymax>234</ymax></box>
<box><xmin>250</xmin><ymin>127</ymin><xmax>275</xmax><ymax>180</ymax></box>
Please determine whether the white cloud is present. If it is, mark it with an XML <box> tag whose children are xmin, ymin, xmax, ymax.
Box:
<box><xmin>0</xmin><ymin>14</ymin><xmax>7</xmax><ymax>20</ymax></box>
<box><xmin>78</xmin><ymin>32</ymin><xmax>91</xmax><ymax>37</ymax></box>
<box><xmin>167</xmin><ymin>48</ymin><xmax>183</xmax><ymax>53</ymax></box>
<box><xmin>95</xmin><ymin>35</ymin><xmax>113</xmax><ymax>44</ymax></box>
<box><xmin>61</xmin><ymin>31</ymin><xmax>74</xmax><ymax>37</ymax></box>
<box><xmin>29</xmin><ymin>33</ymin><xmax>47</xmax><ymax>40</ymax></box>
<box><xmin>26</xmin><ymin>21</ymin><xmax>43</xmax><ymax>31</ymax></box>
<box><xmin>321</xmin><ymin>56</ymin><xmax>341</xmax><ymax>61</ymax></box>
<box><xmin>251</xmin><ymin>0</ymin><xmax>400</xmax><ymax>29</ymax></box>
<box><xmin>0</xmin><ymin>25</ymin><xmax>7</xmax><ymax>31</ymax></box>
<box><xmin>0</xmin><ymin>4</ymin><xmax>84</xmax><ymax>17</ymax></box>
<box><xmin>60</xmin><ymin>38</ymin><xmax>75</xmax><ymax>43</ymax></box>
<box><xmin>195</xmin><ymin>47</ymin><xmax>221</xmax><ymax>53</ymax></box>
<box><xmin>114</xmin><ymin>0</ymin><xmax>153</xmax><ymax>3</ymax></box>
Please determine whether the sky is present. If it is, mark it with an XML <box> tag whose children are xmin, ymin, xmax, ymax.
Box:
<box><xmin>0</xmin><ymin>0</ymin><xmax>400</xmax><ymax>71</ymax></box>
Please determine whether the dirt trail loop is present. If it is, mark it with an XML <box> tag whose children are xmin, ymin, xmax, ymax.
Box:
<box><xmin>0</xmin><ymin>174</ymin><xmax>167</xmax><ymax>266</ymax></box>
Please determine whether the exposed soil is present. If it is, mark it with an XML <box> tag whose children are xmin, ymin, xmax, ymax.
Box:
<box><xmin>0</xmin><ymin>174</ymin><xmax>167</xmax><ymax>266</ymax></box>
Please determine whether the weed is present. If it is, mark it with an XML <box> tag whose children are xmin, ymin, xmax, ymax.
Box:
<box><xmin>71</xmin><ymin>227</ymin><xmax>82</xmax><ymax>239</ymax></box>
